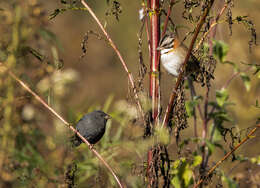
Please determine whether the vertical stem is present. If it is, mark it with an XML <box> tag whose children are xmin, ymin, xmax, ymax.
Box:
<box><xmin>147</xmin><ymin>0</ymin><xmax>160</xmax><ymax>187</ymax></box>
<box><xmin>146</xmin><ymin>149</ymin><xmax>154</xmax><ymax>187</ymax></box>
<box><xmin>188</xmin><ymin>79</ymin><xmax>199</xmax><ymax>137</ymax></box>
<box><xmin>149</xmin><ymin>0</ymin><xmax>160</xmax><ymax>121</ymax></box>
<box><xmin>201</xmin><ymin>1</ymin><xmax>221</xmax><ymax>171</ymax></box>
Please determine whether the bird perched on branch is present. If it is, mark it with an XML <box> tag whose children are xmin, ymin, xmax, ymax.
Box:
<box><xmin>71</xmin><ymin>110</ymin><xmax>111</xmax><ymax>147</ymax></box>
<box><xmin>157</xmin><ymin>33</ymin><xmax>203</xmax><ymax>80</ymax></box>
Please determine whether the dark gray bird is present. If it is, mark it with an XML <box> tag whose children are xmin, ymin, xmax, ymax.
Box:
<box><xmin>71</xmin><ymin>110</ymin><xmax>111</xmax><ymax>147</ymax></box>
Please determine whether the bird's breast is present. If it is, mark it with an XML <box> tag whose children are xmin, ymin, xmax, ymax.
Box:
<box><xmin>160</xmin><ymin>50</ymin><xmax>184</xmax><ymax>77</ymax></box>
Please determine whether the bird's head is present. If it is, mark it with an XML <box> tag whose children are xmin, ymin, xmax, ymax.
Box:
<box><xmin>157</xmin><ymin>33</ymin><xmax>180</xmax><ymax>55</ymax></box>
<box><xmin>95</xmin><ymin>110</ymin><xmax>111</xmax><ymax>121</ymax></box>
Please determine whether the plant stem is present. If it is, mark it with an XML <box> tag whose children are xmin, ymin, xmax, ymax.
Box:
<box><xmin>147</xmin><ymin>0</ymin><xmax>161</xmax><ymax>187</ymax></box>
<box><xmin>149</xmin><ymin>0</ymin><xmax>161</xmax><ymax>121</ymax></box>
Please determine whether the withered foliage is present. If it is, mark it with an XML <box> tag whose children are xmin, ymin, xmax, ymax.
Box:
<box><xmin>105</xmin><ymin>0</ymin><xmax>122</xmax><ymax>21</ymax></box>
<box><xmin>172</xmin><ymin>80</ymin><xmax>188</xmax><ymax>144</ymax></box>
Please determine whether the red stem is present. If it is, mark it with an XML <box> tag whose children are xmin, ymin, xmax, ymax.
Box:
<box><xmin>149</xmin><ymin>0</ymin><xmax>160</xmax><ymax>120</ymax></box>
<box><xmin>146</xmin><ymin>149</ymin><xmax>154</xmax><ymax>187</ymax></box>
<box><xmin>147</xmin><ymin>0</ymin><xmax>160</xmax><ymax>187</ymax></box>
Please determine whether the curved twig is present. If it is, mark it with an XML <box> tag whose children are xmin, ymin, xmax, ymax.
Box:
<box><xmin>0</xmin><ymin>63</ymin><xmax>124</xmax><ymax>188</ymax></box>
<box><xmin>194</xmin><ymin>123</ymin><xmax>260</xmax><ymax>188</ymax></box>
<box><xmin>80</xmin><ymin>0</ymin><xmax>144</xmax><ymax>121</ymax></box>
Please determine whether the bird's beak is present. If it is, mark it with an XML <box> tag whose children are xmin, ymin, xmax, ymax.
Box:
<box><xmin>157</xmin><ymin>46</ymin><xmax>163</xmax><ymax>51</ymax></box>
<box><xmin>105</xmin><ymin>114</ymin><xmax>111</xmax><ymax>120</ymax></box>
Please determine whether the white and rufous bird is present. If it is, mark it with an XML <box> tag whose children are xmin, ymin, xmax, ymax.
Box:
<box><xmin>157</xmin><ymin>33</ymin><xmax>202</xmax><ymax>80</ymax></box>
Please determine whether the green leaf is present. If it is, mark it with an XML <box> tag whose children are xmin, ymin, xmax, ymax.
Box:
<box><xmin>250</xmin><ymin>155</ymin><xmax>260</xmax><ymax>165</ymax></box>
<box><xmin>205</xmin><ymin>140</ymin><xmax>215</xmax><ymax>156</ymax></box>
<box><xmin>155</xmin><ymin>127</ymin><xmax>170</xmax><ymax>145</ymax></box>
<box><xmin>185</xmin><ymin>101</ymin><xmax>196</xmax><ymax>117</ymax></box>
<box><xmin>253</xmin><ymin>65</ymin><xmax>260</xmax><ymax>78</ymax></box>
<box><xmin>223</xmin><ymin>61</ymin><xmax>240</xmax><ymax>72</ymax></box>
<box><xmin>214</xmin><ymin>111</ymin><xmax>233</xmax><ymax>122</ymax></box>
<box><xmin>221</xmin><ymin>174</ymin><xmax>239</xmax><ymax>188</ymax></box>
<box><xmin>213</xmin><ymin>40</ymin><xmax>229</xmax><ymax>62</ymax></box>
<box><xmin>210</xmin><ymin>124</ymin><xmax>222</xmax><ymax>142</ymax></box>
<box><xmin>240</xmin><ymin>72</ymin><xmax>251</xmax><ymax>91</ymax></box>
<box><xmin>192</xmin><ymin>155</ymin><xmax>202</xmax><ymax>167</ymax></box>
<box><xmin>170</xmin><ymin>158</ymin><xmax>193</xmax><ymax>188</ymax></box>
<box><xmin>183</xmin><ymin>167</ymin><xmax>193</xmax><ymax>187</ymax></box>
<box><xmin>185</xmin><ymin>96</ymin><xmax>202</xmax><ymax>117</ymax></box>
<box><xmin>256</xmin><ymin>100</ymin><xmax>260</xmax><ymax>109</ymax></box>
<box><xmin>22</xmin><ymin>46</ymin><xmax>45</xmax><ymax>62</ymax></box>
<box><xmin>216</xmin><ymin>89</ymin><xmax>229</xmax><ymax>107</ymax></box>
<box><xmin>38</xmin><ymin>28</ymin><xmax>63</xmax><ymax>51</ymax></box>
<box><xmin>171</xmin><ymin>176</ymin><xmax>182</xmax><ymax>188</ymax></box>
<box><xmin>173</xmin><ymin>159</ymin><xmax>181</xmax><ymax>169</ymax></box>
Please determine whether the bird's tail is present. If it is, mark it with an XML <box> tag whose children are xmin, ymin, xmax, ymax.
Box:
<box><xmin>70</xmin><ymin>135</ymin><xmax>82</xmax><ymax>147</ymax></box>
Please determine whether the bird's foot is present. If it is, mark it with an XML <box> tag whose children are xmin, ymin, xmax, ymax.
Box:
<box><xmin>89</xmin><ymin>144</ymin><xmax>94</xmax><ymax>150</ymax></box>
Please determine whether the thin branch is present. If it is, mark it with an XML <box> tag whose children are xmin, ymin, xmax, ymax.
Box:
<box><xmin>80</xmin><ymin>0</ymin><xmax>145</xmax><ymax>121</ymax></box>
<box><xmin>161</xmin><ymin>0</ymin><xmax>175</xmax><ymax>37</ymax></box>
<box><xmin>195</xmin><ymin>2</ymin><xmax>228</xmax><ymax>51</ymax></box>
<box><xmin>201</xmin><ymin>86</ymin><xmax>210</xmax><ymax>170</ymax></box>
<box><xmin>194</xmin><ymin>123</ymin><xmax>260</xmax><ymax>188</ymax></box>
<box><xmin>0</xmin><ymin>63</ymin><xmax>123</xmax><ymax>188</ymax></box>
<box><xmin>222</xmin><ymin>66</ymin><xmax>252</xmax><ymax>89</ymax></box>
<box><xmin>142</xmin><ymin>1</ymin><xmax>151</xmax><ymax>55</ymax></box>
<box><xmin>163</xmin><ymin>0</ymin><xmax>215</xmax><ymax>126</ymax></box>
<box><xmin>201</xmin><ymin>8</ymin><xmax>219</xmax><ymax>172</ymax></box>
<box><xmin>188</xmin><ymin>79</ymin><xmax>200</xmax><ymax>137</ymax></box>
